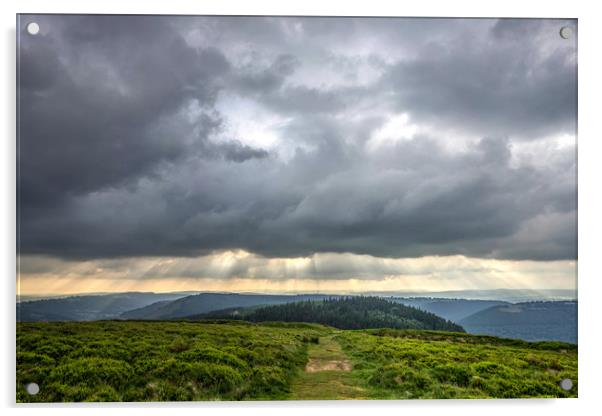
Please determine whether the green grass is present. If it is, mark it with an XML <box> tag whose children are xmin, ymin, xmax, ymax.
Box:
<box><xmin>289</xmin><ymin>369</ymin><xmax>367</xmax><ymax>400</ymax></box>
<box><xmin>17</xmin><ymin>320</ymin><xmax>327</xmax><ymax>402</ymax></box>
<box><xmin>302</xmin><ymin>335</ymin><xmax>346</xmax><ymax>364</ymax></box>
<box><xmin>16</xmin><ymin>321</ymin><xmax>577</xmax><ymax>402</ymax></box>
<box><xmin>337</xmin><ymin>329</ymin><xmax>578</xmax><ymax>399</ymax></box>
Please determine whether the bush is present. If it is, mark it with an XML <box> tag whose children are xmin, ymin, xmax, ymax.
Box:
<box><xmin>189</xmin><ymin>362</ymin><xmax>243</xmax><ymax>393</ymax></box>
<box><xmin>471</xmin><ymin>361</ymin><xmax>512</xmax><ymax>378</ymax></box>
<box><xmin>221</xmin><ymin>346</ymin><xmax>259</xmax><ymax>364</ymax></box>
<box><xmin>88</xmin><ymin>385</ymin><xmax>121</xmax><ymax>402</ymax></box>
<box><xmin>249</xmin><ymin>366</ymin><xmax>289</xmax><ymax>395</ymax></box>
<box><xmin>180</xmin><ymin>345</ymin><xmax>247</xmax><ymax>369</ymax></box>
<box><xmin>47</xmin><ymin>357</ymin><xmax>132</xmax><ymax>388</ymax></box>
<box><xmin>168</xmin><ymin>337</ymin><xmax>192</xmax><ymax>353</ymax></box>
<box><xmin>369</xmin><ymin>364</ymin><xmax>431</xmax><ymax>392</ymax></box>
<box><xmin>17</xmin><ymin>352</ymin><xmax>54</xmax><ymax>367</ymax></box>
<box><xmin>432</xmin><ymin>363</ymin><xmax>471</xmax><ymax>386</ymax></box>
<box><xmin>154</xmin><ymin>358</ymin><xmax>243</xmax><ymax>393</ymax></box>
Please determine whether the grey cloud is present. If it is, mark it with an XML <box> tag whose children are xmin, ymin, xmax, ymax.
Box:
<box><xmin>490</xmin><ymin>18</ymin><xmax>546</xmax><ymax>40</ymax></box>
<box><xmin>18</xmin><ymin>15</ymin><xmax>230</xmax><ymax>211</ymax></box>
<box><xmin>18</xmin><ymin>16</ymin><xmax>576</xmax><ymax>262</ymax></box>
<box><xmin>233</xmin><ymin>53</ymin><xmax>300</xmax><ymax>93</ymax></box>
<box><xmin>210</xmin><ymin>140</ymin><xmax>270</xmax><ymax>163</ymax></box>
<box><xmin>381</xmin><ymin>25</ymin><xmax>576</xmax><ymax>139</ymax></box>
<box><xmin>20</xmin><ymin>132</ymin><xmax>576</xmax><ymax>261</ymax></box>
<box><xmin>188</xmin><ymin>17</ymin><xmax>576</xmax><ymax>140</ymax></box>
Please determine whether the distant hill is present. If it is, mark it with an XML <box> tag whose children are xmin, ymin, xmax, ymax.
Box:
<box><xmin>459</xmin><ymin>301</ymin><xmax>577</xmax><ymax>343</ymax></box>
<box><xmin>120</xmin><ymin>293</ymin><xmax>336</xmax><ymax>320</ymax></box>
<box><xmin>370</xmin><ymin>289</ymin><xmax>577</xmax><ymax>303</ymax></box>
<box><xmin>17</xmin><ymin>291</ymin><xmax>578</xmax><ymax>344</ymax></box>
<box><xmin>194</xmin><ymin>296</ymin><xmax>465</xmax><ymax>332</ymax></box>
<box><xmin>16</xmin><ymin>291</ymin><xmax>201</xmax><ymax>303</ymax></box>
<box><xmin>16</xmin><ymin>292</ymin><xmax>189</xmax><ymax>322</ymax></box>
<box><xmin>391</xmin><ymin>298</ymin><xmax>508</xmax><ymax>322</ymax></box>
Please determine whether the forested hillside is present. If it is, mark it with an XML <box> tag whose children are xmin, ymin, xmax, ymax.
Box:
<box><xmin>198</xmin><ymin>297</ymin><xmax>465</xmax><ymax>332</ymax></box>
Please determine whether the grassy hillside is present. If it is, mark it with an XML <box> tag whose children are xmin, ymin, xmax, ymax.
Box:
<box><xmin>338</xmin><ymin>329</ymin><xmax>577</xmax><ymax>399</ymax></box>
<box><xmin>197</xmin><ymin>297</ymin><xmax>465</xmax><ymax>332</ymax></box>
<box><xmin>17</xmin><ymin>321</ymin><xmax>577</xmax><ymax>402</ymax></box>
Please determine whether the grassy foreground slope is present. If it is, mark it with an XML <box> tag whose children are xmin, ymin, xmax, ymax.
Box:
<box><xmin>17</xmin><ymin>321</ymin><xmax>325</xmax><ymax>402</ymax></box>
<box><xmin>337</xmin><ymin>329</ymin><xmax>577</xmax><ymax>399</ymax></box>
<box><xmin>17</xmin><ymin>321</ymin><xmax>577</xmax><ymax>402</ymax></box>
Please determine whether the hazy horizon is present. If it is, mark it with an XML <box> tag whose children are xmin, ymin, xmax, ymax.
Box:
<box><xmin>17</xmin><ymin>288</ymin><xmax>578</xmax><ymax>305</ymax></box>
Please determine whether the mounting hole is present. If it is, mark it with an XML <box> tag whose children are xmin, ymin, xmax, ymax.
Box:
<box><xmin>26</xmin><ymin>22</ymin><xmax>40</xmax><ymax>35</ymax></box>
<box><xmin>560</xmin><ymin>378</ymin><xmax>573</xmax><ymax>391</ymax></box>
<box><xmin>559</xmin><ymin>26</ymin><xmax>572</xmax><ymax>40</ymax></box>
<box><xmin>25</xmin><ymin>382</ymin><xmax>39</xmax><ymax>395</ymax></box>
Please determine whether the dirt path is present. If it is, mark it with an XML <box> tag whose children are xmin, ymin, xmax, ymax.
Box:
<box><xmin>289</xmin><ymin>335</ymin><xmax>366</xmax><ymax>400</ymax></box>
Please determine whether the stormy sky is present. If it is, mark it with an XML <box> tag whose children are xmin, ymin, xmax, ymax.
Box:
<box><xmin>17</xmin><ymin>15</ymin><xmax>577</xmax><ymax>295</ymax></box>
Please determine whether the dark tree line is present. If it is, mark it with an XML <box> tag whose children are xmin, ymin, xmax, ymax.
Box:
<box><xmin>204</xmin><ymin>296</ymin><xmax>465</xmax><ymax>332</ymax></box>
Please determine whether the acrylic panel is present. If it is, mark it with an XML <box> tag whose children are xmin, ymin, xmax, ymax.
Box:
<box><xmin>16</xmin><ymin>15</ymin><xmax>578</xmax><ymax>402</ymax></box>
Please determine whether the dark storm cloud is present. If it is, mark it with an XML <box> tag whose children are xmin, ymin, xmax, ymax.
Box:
<box><xmin>204</xmin><ymin>140</ymin><xmax>270</xmax><ymax>163</ymax></box>
<box><xmin>19</xmin><ymin>16</ymin><xmax>231</xmax><ymax>205</ymax></box>
<box><xmin>18</xmin><ymin>15</ymin><xmax>577</xmax><ymax>262</ymax></box>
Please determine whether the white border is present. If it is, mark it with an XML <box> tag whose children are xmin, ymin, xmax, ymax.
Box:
<box><xmin>3</xmin><ymin>1</ymin><xmax>601</xmax><ymax>415</ymax></box>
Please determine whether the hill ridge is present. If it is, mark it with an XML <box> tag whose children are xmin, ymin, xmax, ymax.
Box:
<box><xmin>194</xmin><ymin>296</ymin><xmax>465</xmax><ymax>332</ymax></box>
